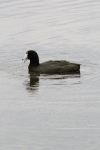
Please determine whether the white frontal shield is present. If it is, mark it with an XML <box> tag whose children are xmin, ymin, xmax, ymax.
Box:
<box><xmin>22</xmin><ymin>54</ymin><xmax>28</xmax><ymax>63</ymax></box>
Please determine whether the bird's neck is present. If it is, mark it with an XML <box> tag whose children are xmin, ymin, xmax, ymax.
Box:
<box><xmin>30</xmin><ymin>59</ymin><xmax>39</xmax><ymax>66</ymax></box>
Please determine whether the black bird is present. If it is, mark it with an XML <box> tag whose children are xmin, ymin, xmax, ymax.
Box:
<box><xmin>22</xmin><ymin>50</ymin><xmax>80</xmax><ymax>74</ymax></box>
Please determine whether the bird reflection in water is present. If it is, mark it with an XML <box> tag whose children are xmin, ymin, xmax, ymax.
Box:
<box><xmin>25</xmin><ymin>72</ymin><xmax>39</xmax><ymax>93</ymax></box>
<box><xmin>24</xmin><ymin>70</ymin><xmax>80</xmax><ymax>93</ymax></box>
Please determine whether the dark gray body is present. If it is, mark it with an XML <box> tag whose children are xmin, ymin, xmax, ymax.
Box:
<box><xmin>28</xmin><ymin>60</ymin><xmax>80</xmax><ymax>74</ymax></box>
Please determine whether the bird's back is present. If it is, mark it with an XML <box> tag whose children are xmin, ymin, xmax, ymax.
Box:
<box><xmin>29</xmin><ymin>60</ymin><xmax>80</xmax><ymax>74</ymax></box>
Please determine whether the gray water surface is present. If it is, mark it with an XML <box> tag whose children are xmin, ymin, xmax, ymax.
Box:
<box><xmin>0</xmin><ymin>0</ymin><xmax>100</xmax><ymax>150</ymax></box>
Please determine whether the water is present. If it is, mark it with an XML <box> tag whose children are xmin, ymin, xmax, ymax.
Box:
<box><xmin>0</xmin><ymin>0</ymin><xmax>100</xmax><ymax>149</ymax></box>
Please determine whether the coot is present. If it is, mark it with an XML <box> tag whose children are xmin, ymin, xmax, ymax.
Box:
<box><xmin>22</xmin><ymin>50</ymin><xmax>80</xmax><ymax>74</ymax></box>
